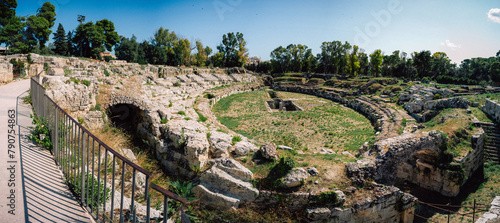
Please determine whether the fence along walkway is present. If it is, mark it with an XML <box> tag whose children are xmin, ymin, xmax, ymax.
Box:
<box><xmin>30</xmin><ymin>76</ymin><xmax>190</xmax><ymax>223</ymax></box>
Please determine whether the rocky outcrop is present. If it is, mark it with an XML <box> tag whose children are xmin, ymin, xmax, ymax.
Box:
<box><xmin>259</xmin><ymin>142</ymin><xmax>279</xmax><ymax>161</ymax></box>
<box><xmin>483</xmin><ymin>99</ymin><xmax>500</xmax><ymax>123</ymax></box>
<box><xmin>0</xmin><ymin>61</ymin><xmax>13</xmax><ymax>83</ymax></box>
<box><xmin>193</xmin><ymin>158</ymin><xmax>258</xmax><ymax>210</ymax></box>
<box><xmin>373</xmin><ymin>130</ymin><xmax>484</xmax><ymax>197</ymax></box>
<box><xmin>282</xmin><ymin>168</ymin><xmax>309</xmax><ymax>188</ymax></box>
<box><xmin>254</xmin><ymin>184</ymin><xmax>416</xmax><ymax>223</ymax></box>
<box><xmin>476</xmin><ymin>196</ymin><xmax>500</xmax><ymax>223</ymax></box>
<box><xmin>42</xmin><ymin>76</ymin><xmax>99</xmax><ymax>112</ymax></box>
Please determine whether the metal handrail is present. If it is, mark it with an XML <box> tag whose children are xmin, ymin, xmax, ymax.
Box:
<box><xmin>30</xmin><ymin>76</ymin><xmax>191</xmax><ymax>223</ymax></box>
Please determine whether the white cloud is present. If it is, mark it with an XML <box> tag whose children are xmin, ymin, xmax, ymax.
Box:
<box><xmin>440</xmin><ymin>40</ymin><xmax>461</xmax><ymax>50</ymax></box>
<box><xmin>488</xmin><ymin>8</ymin><xmax>500</xmax><ymax>24</ymax></box>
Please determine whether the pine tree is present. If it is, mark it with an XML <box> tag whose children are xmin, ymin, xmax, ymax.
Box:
<box><xmin>53</xmin><ymin>23</ymin><xmax>68</xmax><ymax>56</ymax></box>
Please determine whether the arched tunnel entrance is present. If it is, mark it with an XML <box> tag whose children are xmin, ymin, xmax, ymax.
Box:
<box><xmin>108</xmin><ymin>103</ymin><xmax>143</xmax><ymax>135</ymax></box>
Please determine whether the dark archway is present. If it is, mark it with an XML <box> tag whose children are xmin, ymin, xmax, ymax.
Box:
<box><xmin>108</xmin><ymin>103</ymin><xmax>143</xmax><ymax>134</ymax></box>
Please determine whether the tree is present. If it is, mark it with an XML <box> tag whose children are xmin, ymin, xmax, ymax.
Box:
<box><xmin>490</xmin><ymin>62</ymin><xmax>500</xmax><ymax>82</ymax></box>
<box><xmin>431</xmin><ymin>52</ymin><xmax>451</xmax><ymax>77</ymax></box>
<box><xmin>67</xmin><ymin>31</ymin><xmax>74</xmax><ymax>55</ymax></box>
<box><xmin>193</xmin><ymin>40</ymin><xmax>208</xmax><ymax>66</ymax></box>
<box><xmin>348</xmin><ymin>45</ymin><xmax>360</xmax><ymax>76</ymax></box>
<box><xmin>72</xmin><ymin>21</ymin><xmax>104</xmax><ymax>58</ymax></box>
<box><xmin>0</xmin><ymin>0</ymin><xmax>17</xmax><ymax>27</ymax></box>
<box><xmin>53</xmin><ymin>23</ymin><xmax>68</xmax><ymax>55</ymax></box>
<box><xmin>26</xmin><ymin>15</ymin><xmax>50</xmax><ymax>48</ymax></box>
<box><xmin>36</xmin><ymin>2</ymin><xmax>55</xmax><ymax>28</ymax></box>
<box><xmin>217</xmin><ymin>32</ymin><xmax>248</xmax><ymax>67</ymax></box>
<box><xmin>95</xmin><ymin>19</ymin><xmax>119</xmax><ymax>52</ymax></box>
<box><xmin>172</xmin><ymin>38</ymin><xmax>191</xmax><ymax>66</ymax></box>
<box><xmin>369</xmin><ymin>49</ymin><xmax>383</xmax><ymax>77</ymax></box>
<box><xmin>413</xmin><ymin>50</ymin><xmax>432</xmax><ymax>79</ymax></box>
<box><xmin>211</xmin><ymin>52</ymin><xmax>224</xmax><ymax>68</ymax></box>
<box><xmin>270</xmin><ymin>46</ymin><xmax>290</xmax><ymax>73</ymax></box>
<box><xmin>115</xmin><ymin>35</ymin><xmax>140</xmax><ymax>62</ymax></box>
<box><xmin>359</xmin><ymin>51</ymin><xmax>369</xmax><ymax>75</ymax></box>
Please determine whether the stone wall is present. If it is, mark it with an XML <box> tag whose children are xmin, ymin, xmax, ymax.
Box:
<box><xmin>273</xmin><ymin>84</ymin><xmax>386</xmax><ymax>133</ymax></box>
<box><xmin>476</xmin><ymin>196</ymin><xmax>500</xmax><ymax>223</ymax></box>
<box><xmin>483</xmin><ymin>99</ymin><xmax>500</xmax><ymax>123</ymax></box>
<box><xmin>375</xmin><ymin>130</ymin><xmax>484</xmax><ymax>197</ymax></box>
<box><xmin>254</xmin><ymin>185</ymin><xmax>416</xmax><ymax>223</ymax></box>
<box><xmin>0</xmin><ymin>61</ymin><xmax>13</xmax><ymax>83</ymax></box>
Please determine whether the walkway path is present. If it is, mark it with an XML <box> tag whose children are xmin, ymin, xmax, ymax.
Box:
<box><xmin>0</xmin><ymin>79</ymin><xmax>93</xmax><ymax>222</ymax></box>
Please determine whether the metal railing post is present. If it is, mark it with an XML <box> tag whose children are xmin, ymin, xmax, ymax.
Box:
<box><xmin>81</xmin><ymin>130</ymin><xmax>86</xmax><ymax>206</ymax></box>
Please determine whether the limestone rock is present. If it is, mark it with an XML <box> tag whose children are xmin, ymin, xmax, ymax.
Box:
<box><xmin>43</xmin><ymin>76</ymin><xmax>98</xmax><ymax>112</ymax></box>
<box><xmin>192</xmin><ymin>184</ymin><xmax>240</xmax><ymax>210</ymax></box>
<box><xmin>166</xmin><ymin>119</ymin><xmax>209</xmax><ymax>167</ymax></box>
<box><xmin>306</xmin><ymin>207</ymin><xmax>330</xmax><ymax>221</ymax></box>
<box><xmin>48</xmin><ymin>67</ymin><xmax>65</xmax><ymax>76</ymax></box>
<box><xmin>84</xmin><ymin>111</ymin><xmax>105</xmax><ymax>130</ymax></box>
<box><xmin>208</xmin><ymin>131</ymin><xmax>232</xmax><ymax>158</ymax></box>
<box><xmin>282</xmin><ymin>168</ymin><xmax>308</xmax><ymax>188</ymax></box>
<box><xmin>233</xmin><ymin>141</ymin><xmax>257</xmax><ymax>157</ymax></box>
<box><xmin>213</xmin><ymin>158</ymin><xmax>253</xmax><ymax>182</ymax></box>
<box><xmin>277</xmin><ymin>145</ymin><xmax>293</xmax><ymax>150</ymax></box>
<box><xmin>0</xmin><ymin>62</ymin><xmax>13</xmax><ymax>83</ymax></box>
<box><xmin>259</xmin><ymin>142</ymin><xmax>278</xmax><ymax>161</ymax></box>
<box><xmin>121</xmin><ymin>148</ymin><xmax>138</xmax><ymax>164</ymax></box>
<box><xmin>306</xmin><ymin>167</ymin><xmax>319</xmax><ymax>176</ymax></box>
<box><xmin>335</xmin><ymin>190</ymin><xmax>346</xmax><ymax>204</ymax></box>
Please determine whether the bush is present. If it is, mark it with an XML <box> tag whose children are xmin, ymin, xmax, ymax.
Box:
<box><xmin>28</xmin><ymin>115</ymin><xmax>53</xmax><ymax>151</ymax></box>
<box><xmin>311</xmin><ymin>191</ymin><xmax>340</xmax><ymax>206</ymax></box>
<box><xmin>103</xmin><ymin>69</ymin><xmax>110</xmax><ymax>77</ymax></box>
<box><xmin>368</xmin><ymin>83</ymin><xmax>383</xmax><ymax>94</ymax></box>
<box><xmin>82</xmin><ymin>80</ymin><xmax>91</xmax><ymax>87</ymax></box>
<box><xmin>433</xmin><ymin>93</ymin><xmax>443</xmax><ymax>100</ymax></box>
<box><xmin>231</xmin><ymin>135</ymin><xmax>242</xmax><ymax>145</ymax></box>
<box><xmin>69</xmin><ymin>173</ymin><xmax>110</xmax><ymax>210</ymax></box>
<box><xmin>268</xmin><ymin>91</ymin><xmax>278</xmax><ymax>98</ymax></box>
<box><xmin>173</xmin><ymin>81</ymin><xmax>182</xmax><ymax>87</ymax></box>
<box><xmin>177</xmin><ymin>111</ymin><xmax>186</xmax><ymax>116</ymax></box>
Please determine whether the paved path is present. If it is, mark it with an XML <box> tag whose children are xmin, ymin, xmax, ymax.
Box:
<box><xmin>0</xmin><ymin>79</ymin><xmax>93</xmax><ymax>222</ymax></box>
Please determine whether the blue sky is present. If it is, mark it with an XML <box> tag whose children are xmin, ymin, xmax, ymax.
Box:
<box><xmin>16</xmin><ymin>0</ymin><xmax>500</xmax><ymax>64</ymax></box>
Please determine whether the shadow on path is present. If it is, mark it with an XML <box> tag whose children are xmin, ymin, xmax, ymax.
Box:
<box><xmin>17</xmin><ymin>90</ymin><xmax>92</xmax><ymax>223</ymax></box>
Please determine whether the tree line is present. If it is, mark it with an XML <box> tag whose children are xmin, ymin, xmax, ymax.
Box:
<box><xmin>0</xmin><ymin>1</ymin><xmax>249</xmax><ymax>68</ymax></box>
<box><xmin>262</xmin><ymin>41</ymin><xmax>500</xmax><ymax>86</ymax></box>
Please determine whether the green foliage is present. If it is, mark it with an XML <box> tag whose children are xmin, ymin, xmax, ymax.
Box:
<box><xmin>433</xmin><ymin>93</ymin><xmax>443</xmax><ymax>100</ymax></box>
<box><xmin>217</xmin><ymin>32</ymin><xmax>248</xmax><ymax>67</ymax></box>
<box><xmin>28</xmin><ymin>114</ymin><xmax>53</xmax><ymax>151</ymax></box>
<box><xmin>168</xmin><ymin>101</ymin><xmax>173</xmax><ymax>107</ymax></box>
<box><xmin>81</xmin><ymin>80</ymin><xmax>91</xmax><ymax>87</ymax></box>
<box><xmin>77</xmin><ymin>117</ymin><xmax>84</xmax><ymax>124</ymax></box>
<box><xmin>205</xmin><ymin>93</ymin><xmax>215</xmax><ymax>99</ymax></box>
<box><xmin>166</xmin><ymin>180</ymin><xmax>198</xmax><ymax>222</ymax></box>
<box><xmin>90</xmin><ymin>102</ymin><xmax>101</xmax><ymax>111</ymax></box>
<box><xmin>195</xmin><ymin>109</ymin><xmax>208</xmax><ymax>122</ymax></box>
<box><xmin>177</xmin><ymin>111</ymin><xmax>186</xmax><ymax>116</ymax></box>
<box><xmin>23</xmin><ymin>90</ymin><xmax>32</xmax><ymax>105</ymax></box>
<box><xmin>402</xmin><ymin>118</ymin><xmax>407</xmax><ymax>127</ymax></box>
<box><xmin>69</xmin><ymin>173</ymin><xmax>110</xmax><ymax>210</ymax></box>
<box><xmin>53</xmin><ymin>23</ymin><xmax>68</xmax><ymax>56</ymax></box>
<box><xmin>173</xmin><ymin>81</ymin><xmax>181</xmax><ymax>87</ymax></box>
<box><xmin>103</xmin><ymin>69</ymin><xmax>110</xmax><ymax>76</ymax></box>
<box><xmin>10</xmin><ymin>58</ymin><xmax>25</xmax><ymax>78</ymax></box>
<box><xmin>231</xmin><ymin>135</ymin><xmax>242</xmax><ymax>145</ymax></box>
<box><xmin>310</xmin><ymin>191</ymin><xmax>341</xmax><ymax>207</ymax></box>
<box><xmin>161</xmin><ymin>119</ymin><xmax>168</xmax><ymax>124</ymax></box>
<box><xmin>0</xmin><ymin>0</ymin><xmax>17</xmax><ymax>27</ymax></box>
<box><xmin>268</xmin><ymin>91</ymin><xmax>278</xmax><ymax>98</ymax></box>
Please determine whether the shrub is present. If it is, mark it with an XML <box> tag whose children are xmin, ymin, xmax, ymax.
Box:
<box><xmin>69</xmin><ymin>173</ymin><xmax>110</xmax><ymax>210</ymax></box>
<box><xmin>103</xmin><ymin>69</ymin><xmax>110</xmax><ymax>77</ymax></box>
<box><xmin>81</xmin><ymin>80</ymin><xmax>91</xmax><ymax>87</ymax></box>
<box><xmin>161</xmin><ymin>119</ymin><xmax>168</xmax><ymax>124</ymax></box>
<box><xmin>177</xmin><ymin>111</ymin><xmax>186</xmax><ymax>116</ymax></box>
<box><xmin>231</xmin><ymin>135</ymin><xmax>242</xmax><ymax>145</ymax></box>
<box><xmin>28</xmin><ymin>115</ymin><xmax>53</xmax><ymax>151</ymax></box>
<box><xmin>173</xmin><ymin>81</ymin><xmax>182</xmax><ymax>87</ymax></box>
<box><xmin>368</xmin><ymin>83</ymin><xmax>383</xmax><ymax>94</ymax></box>
<box><xmin>311</xmin><ymin>191</ymin><xmax>340</xmax><ymax>206</ymax></box>
<box><xmin>205</xmin><ymin>93</ymin><xmax>216</xmax><ymax>99</ymax></box>
<box><xmin>433</xmin><ymin>93</ymin><xmax>443</xmax><ymax>100</ymax></box>
<box><xmin>268</xmin><ymin>91</ymin><xmax>278</xmax><ymax>98</ymax></box>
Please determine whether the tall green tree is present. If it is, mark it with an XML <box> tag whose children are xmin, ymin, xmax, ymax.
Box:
<box><xmin>359</xmin><ymin>51</ymin><xmax>369</xmax><ymax>75</ymax></box>
<box><xmin>172</xmin><ymin>38</ymin><xmax>191</xmax><ymax>66</ymax></box>
<box><xmin>53</xmin><ymin>23</ymin><xmax>68</xmax><ymax>55</ymax></box>
<box><xmin>0</xmin><ymin>0</ymin><xmax>17</xmax><ymax>27</ymax></box>
<box><xmin>193</xmin><ymin>40</ymin><xmax>208</xmax><ymax>66</ymax></box>
<box><xmin>0</xmin><ymin>16</ymin><xmax>32</xmax><ymax>53</ymax></box>
<box><xmin>348</xmin><ymin>45</ymin><xmax>360</xmax><ymax>76</ymax></box>
<box><xmin>36</xmin><ymin>2</ymin><xmax>55</xmax><ymax>28</ymax></box>
<box><xmin>115</xmin><ymin>35</ymin><xmax>140</xmax><ymax>62</ymax></box>
<box><xmin>72</xmin><ymin>21</ymin><xmax>104</xmax><ymax>58</ymax></box>
<box><xmin>270</xmin><ymin>46</ymin><xmax>290</xmax><ymax>73</ymax></box>
<box><xmin>413</xmin><ymin>50</ymin><xmax>432</xmax><ymax>79</ymax></box>
<box><xmin>369</xmin><ymin>49</ymin><xmax>383</xmax><ymax>77</ymax></box>
<box><xmin>95</xmin><ymin>19</ymin><xmax>119</xmax><ymax>52</ymax></box>
<box><xmin>217</xmin><ymin>32</ymin><xmax>248</xmax><ymax>67</ymax></box>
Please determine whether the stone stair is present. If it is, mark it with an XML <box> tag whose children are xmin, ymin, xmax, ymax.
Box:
<box><xmin>193</xmin><ymin>158</ymin><xmax>259</xmax><ymax>210</ymax></box>
<box><xmin>475</xmin><ymin>122</ymin><xmax>500</xmax><ymax>164</ymax></box>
